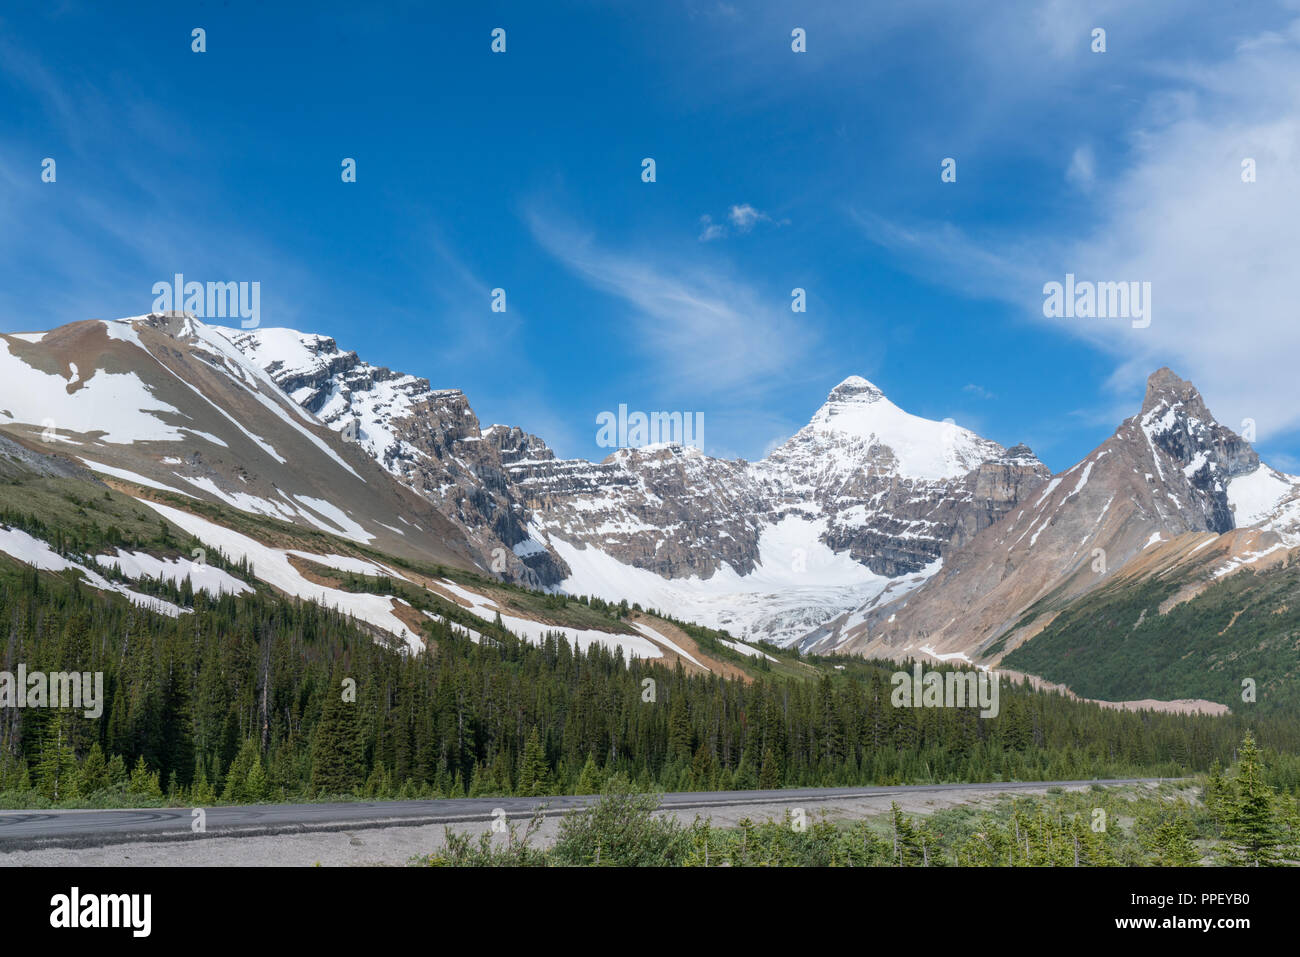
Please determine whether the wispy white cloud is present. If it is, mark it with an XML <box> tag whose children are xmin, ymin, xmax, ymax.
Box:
<box><xmin>527</xmin><ymin>206</ymin><xmax>815</xmax><ymax>399</ymax></box>
<box><xmin>698</xmin><ymin>214</ymin><xmax>727</xmax><ymax>242</ymax></box>
<box><xmin>697</xmin><ymin>204</ymin><xmax>780</xmax><ymax>242</ymax></box>
<box><xmin>856</xmin><ymin>18</ymin><xmax>1300</xmax><ymax>457</ymax></box>
<box><xmin>728</xmin><ymin>203</ymin><xmax>770</xmax><ymax>231</ymax></box>
<box><xmin>1065</xmin><ymin>145</ymin><xmax>1096</xmax><ymax>190</ymax></box>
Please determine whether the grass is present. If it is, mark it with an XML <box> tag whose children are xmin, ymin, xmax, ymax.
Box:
<box><xmin>1004</xmin><ymin>560</ymin><xmax>1300</xmax><ymax>712</ymax></box>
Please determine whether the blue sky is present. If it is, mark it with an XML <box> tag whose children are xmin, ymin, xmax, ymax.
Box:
<box><xmin>3</xmin><ymin>0</ymin><xmax>1300</xmax><ymax>472</ymax></box>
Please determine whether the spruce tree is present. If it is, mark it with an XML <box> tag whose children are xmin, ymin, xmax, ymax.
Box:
<box><xmin>1204</xmin><ymin>759</ymin><xmax>1227</xmax><ymax>822</ymax></box>
<box><xmin>468</xmin><ymin>761</ymin><xmax>491</xmax><ymax>797</ymax></box>
<box><xmin>310</xmin><ymin>673</ymin><xmax>364</xmax><ymax>797</ymax></box>
<box><xmin>758</xmin><ymin>748</ymin><xmax>781</xmax><ymax>790</ymax></box>
<box><xmin>690</xmin><ymin>743</ymin><xmax>717</xmax><ymax>791</ymax></box>
<box><xmin>222</xmin><ymin>738</ymin><xmax>261</xmax><ymax>804</ymax></box>
<box><xmin>36</xmin><ymin>712</ymin><xmax>80</xmax><ymax>803</ymax></box>
<box><xmin>245</xmin><ymin>755</ymin><xmax>268</xmax><ymax>803</ymax></box>
<box><xmin>128</xmin><ymin>756</ymin><xmax>162</xmax><ymax>799</ymax></box>
<box><xmin>733</xmin><ymin>749</ymin><xmax>758</xmax><ymax>790</ymax></box>
<box><xmin>576</xmin><ymin>754</ymin><xmax>602</xmax><ymax>795</ymax></box>
<box><xmin>1145</xmin><ymin>815</ymin><xmax>1200</xmax><ymax>866</ymax></box>
<box><xmin>78</xmin><ymin>742</ymin><xmax>109</xmax><ymax>797</ymax></box>
<box><xmin>666</xmin><ymin>695</ymin><xmax>693</xmax><ymax>764</ymax></box>
<box><xmin>106</xmin><ymin>753</ymin><xmax>127</xmax><ymax>786</ymax></box>
<box><xmin>1221</xmin><ymin>733</ymin><xmax>1289</xmax><ymax>866</ymax></box>
<box><xmin>190</xmin><ymin>758</ymin><xmax>217</xmax><ymax>805</ymax></box>
<box><xmin>516</xmin><ymin>727</ymin><xmax>550</xmax><ymax>797</ymax></box>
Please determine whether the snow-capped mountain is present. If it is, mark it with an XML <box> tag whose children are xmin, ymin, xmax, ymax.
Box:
<box><xmin>822</xmin><ymin>367</ymin><xmax>1300</xmax><ymax>662</ymax></box>
<box><xmin>3</xmin><ymin>314</ymin><xmax>1297</xmax><ymax>667</ymax></box>
<box><xmin>208</xmin><ymin>325</ymin><xmax>568</xmax><ymax>587</ymax></box>
<box><xmin>0</xmin><ymin>314</ymin><xmax>479</xmax><ymax>571</ymax></box>
<box><xmin>214</xmin><ymin>323</ymin><xmax>1051</xmax><ymax>645</ymax></box>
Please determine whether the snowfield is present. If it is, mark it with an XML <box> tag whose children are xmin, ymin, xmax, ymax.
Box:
<box><xmin>135</xmin><ymin>500</ymin><xmax>668</xmax><ymax>661</ymax></box>
<box><xmin>544</xmin><ymin>514</ymin><xmax>913</xmax><ymax>647</ymax></box>
<box><xmin>1227</xmin><ymin>466</ymin><xmax>1300</xmax><ymax>528</ymax></box>
<box><xmin>433</xmin><ymin>579</ymin><xmax>664</xmax><ymax>660</ymax></box>
<box><xmin>140</xmin><ymin>500</ymin><xmax>425</xmax><ymax>651</ymax></box>
<box><xmin>78</xmin><ymin>459</ymin><xmax>196</xmax><ymax>497</ymax></box>
<box><xmin>0</xmin><ymin>336</ymin><xmax>188</xmax><ymax>444</ymax></box>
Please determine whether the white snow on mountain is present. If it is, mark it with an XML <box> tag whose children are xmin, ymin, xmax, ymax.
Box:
<box><xmin>0</xmin><ymin>335</ymin><xmax>187</xmax><ymax>444</ymax></box>
<box><xmin>542</xmin><ymin>515</ymin><xmax>901</xmax><ymax>646</ymax></box>
<box><xmin>1227</xmin><ymin>465</ymin><xmax>1300</xmax><ymax>526</ymax></box>
<box><xmin>77</xmin><ymin>459</ymin><xmax>196</xmax><ymax>497</ymax></box>
<box><xmin>208</xmin><ymin>325</ymin><xmax>426</xmax><ymax>481</ymax></box>
<box><xmin>778</xmin><ymin>375</ymin><xmax>1003</xmax><ymax>482</ymax></box>
<box><xmin>140</xmin><ymin>499</ymin><xmax>428</xmax><ymax>651</ymax></box>
<box><xmin>213</xmin><ymin>326</ymin><xmax>1042</xmax><ymax>646</ymax></box>
<box><xmin>0</xmin><ymin>525</ymin><xmax>187</xmax><ymax>617</ymax></box>
<box><xmin>432</xmin><ymin>578</ymin><xmax>666</xmax><ymax>659</ymax></box>
<box><xmin>193</xmin><ymin>324</ymin><xmax>364</xmax><ymax>479</ymax></box>
<box><xmin>92</xmin><ymin>549</ymin><xmax>253</xmax><ymax>597</ymax></box>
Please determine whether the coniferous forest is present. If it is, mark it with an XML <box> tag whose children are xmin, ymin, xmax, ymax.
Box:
<box><xmin>3</xmin><ymin>559</ymin><xmax>1300</xmax><ymax>808</ymax></box>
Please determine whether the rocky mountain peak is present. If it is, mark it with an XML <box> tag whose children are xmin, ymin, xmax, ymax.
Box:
<box><xmin>827</xmin><ymin>375</ymin><xmax>886</xmax><ymax>402</ymax></box>
<box><xmin>1127</xmin><ymin>368</ymin><xmax>1258</xmax><ymax>533</ymax></box>
<box><xmin>1107</xmin><ymin>366</ymin><xmax>1258</xmax><ymax>535</ymax></box>
<box><xmin>1142</xmin><ymin>366</ymin><xmax>1209</xmax><ymax>417</ymax></box>
<box><xmin>200</xmin><ymin>320</ymin><xmax>1056</xmax><ymax>639</ymax></box>
<box><xmin>999</xmin><ymin>443</ymin><xmax>1041</xmax><ymax>464</ymax></box>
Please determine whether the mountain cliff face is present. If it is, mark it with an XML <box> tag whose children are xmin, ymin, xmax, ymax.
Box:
<box><xmin>821</xmin><ymin>368</ymin><xmax>1292</xmax><ymax>662</ymax></box>
<box><xmin>0</xmin><ymin>315</ymin><xmax>479</xmax><ymax>571</ymax></box>
<box><xmin>210</xmin><ymin>326</ymin><xmax>570</xmax><ymax>587</ymax></box>
<box><xmin>752</xmin><ymin>377</ymin><xmax>1049</xmax><ymax>576</ymax></box>
<box><xmin>215</xmin><ymin>327</ymin><xmax>1050</xmax><ymax>645</ymax></box>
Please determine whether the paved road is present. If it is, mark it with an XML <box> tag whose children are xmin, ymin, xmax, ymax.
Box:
<box><xmin>0</xmin><ymin>778</ymin><xmax>1173</xmax><ymax>851</ymax></box>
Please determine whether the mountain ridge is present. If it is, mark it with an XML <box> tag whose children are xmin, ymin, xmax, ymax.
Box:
<box><xmin>6</xmin><ymin>313</ymin><xmax>1296</xmax><ymax>677</ymax></box>
<box><xmin>209</xmin><ymin>319</ymin><xmax>1052</xmax><ymax>644</ymax></box>
<box><xmin>823</xmin><ymin>366</ymin><xmax>1299</xmax><ymax>663</ymax></box>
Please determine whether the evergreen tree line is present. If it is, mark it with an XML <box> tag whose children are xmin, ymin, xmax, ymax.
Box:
<box><xmin>3</xmin><ymin>562</ymin><xmax>1300</xmax><ymax>808</ymax></box>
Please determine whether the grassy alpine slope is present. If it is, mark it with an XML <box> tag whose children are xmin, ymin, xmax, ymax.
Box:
<box><xmin>1003</xmin><ymin>558</ymin><xmax>1300</xmax><ymax>713</ymax></box>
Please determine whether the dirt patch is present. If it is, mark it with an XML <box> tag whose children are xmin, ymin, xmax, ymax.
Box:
<box><xmin>630</xmin><ymin>613</ymin><xmax>751</xmax><ymax>681</ymax></box>
<box><xmin>286</xmin><ymin>553</ymin><xmax>346</xmax><ymax>587</ymax></box>
<box><xmin>389</xmin><ymin>600</ymin><xmax>435</xmax><ymax>649</ymax></box>
<box><xmin>1218</xmin><ymin>609</ymin><xmax>1244</xmax><ymax>636</ymax></box>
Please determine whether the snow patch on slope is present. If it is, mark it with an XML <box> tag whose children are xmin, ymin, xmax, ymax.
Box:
<box><xmin>140</xmin><ymin>500</ymin><xmax>424</xmax><ymax>651</ymax></box>
<box><xmin>0</xmin><ymin>526</ymin><xmax>187</xmax><ymax>617</ymax></box>
<box><xmin>435</xmin><ymin>579</ymin><xmax>665</xmax><ymax>660</ymax></box>
<box><xmin>1228</xmin><ymin>466</ymin><xmax>1299</xmax><ymax>527</ymax></box>
<box><xmin>0</xmin><ymin>338</ymin><xmax>187</xmax><ymax>444</ymax></box>
<box><xmin>93</xmin><ymin>550</ymin><xmax>252</xmax><ymax>597</ymax></box>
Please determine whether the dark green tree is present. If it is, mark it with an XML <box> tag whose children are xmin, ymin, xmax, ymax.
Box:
<box><xmin>310</xmin><ymin>673</ymin><xmax>364</xmax><ymax>797</ymax></box>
